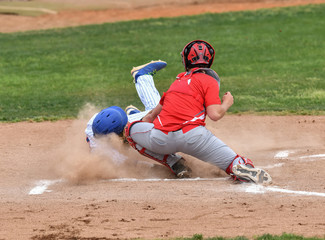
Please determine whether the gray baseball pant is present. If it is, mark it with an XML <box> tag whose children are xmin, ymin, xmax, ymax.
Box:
<box><xmin>129</xmin><ymin>122</ymin><xmax>237</xmax><ymax>171</ymax></box>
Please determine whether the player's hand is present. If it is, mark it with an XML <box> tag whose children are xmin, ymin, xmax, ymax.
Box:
<box><xmin>222</xmin><ymin>91</ymin><xmax>234</xmax><ymax>108</ymax></box>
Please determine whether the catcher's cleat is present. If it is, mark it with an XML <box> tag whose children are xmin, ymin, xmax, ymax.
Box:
<box><xmin>125</xmin><ymin>105</ymin><xmax>140</xmax><ymax>116</ymax></box>
<box><xmin>171</xmin><ymin>158</ymin><xmax>192</xmax><ymax>178</ymax></box>
<box><xmin>232</xmin><ymin>164</ymin><xmax>272</xmax><ymax>184</ymax></box>
<box><xmin>131</xmin><ymin>60</ymin><xmax>167</xmax><ymax>83</ymax></box>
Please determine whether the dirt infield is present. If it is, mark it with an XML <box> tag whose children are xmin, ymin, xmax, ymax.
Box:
<box><xmin>1</xmin><ymin>0</ymin><xmax>325</xmax><ymax>33</ymax></box>
<box><xmin>1</xmin><ymin>1</ymin><xmax>325</xmax><ymax>239</ymax></box>
<box><xmin>1</xmin><ymin>114</ymin><xmax>325</xmax><ymax>239</ymax></box>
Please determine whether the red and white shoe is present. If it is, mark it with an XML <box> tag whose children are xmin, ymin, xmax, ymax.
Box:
<box><xmin>232</xmin><ymin>164</ymin><xmax>272</xmax><ymax>184</ymax></box>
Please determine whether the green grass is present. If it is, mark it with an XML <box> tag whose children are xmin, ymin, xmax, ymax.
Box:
<box><xmin>0</xmin><ymin>4</ymin><xmax>324</xmax><ymax>122</ymax></box>
<box><xmin>181</xmin><ymin>233</ymin><xmax>325</xmax><ymax>240</ymax></box>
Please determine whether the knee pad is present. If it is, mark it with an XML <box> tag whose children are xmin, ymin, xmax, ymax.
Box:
<box><xmin>226</xmin><ymin>155</ymin><xmax>255</xmax><ymax>176</ymax></box>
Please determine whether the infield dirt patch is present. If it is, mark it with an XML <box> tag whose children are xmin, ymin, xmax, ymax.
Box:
<box><xmin>1</xmin><ymin>0</ymin><xmax>325</xmax><ymax>33</ymax></box>
<box><xmin>1</xmin><ymin>113</ymin><xmax>325</xmax><ymax>239</ymax></box>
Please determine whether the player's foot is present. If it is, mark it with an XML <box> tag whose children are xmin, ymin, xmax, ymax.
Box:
<box><xmin>131</xmin><ymin>60</ymin><xmax>167</xmax><ymax>83</ymax></box>
<box><xmin>232</xmin><ymin>164</ymin><xmax>272</xmax><ymax>184</ymax></box>
<box><xmin>171</xmin><ymin>158</ymin><xmax>192</xmax><ymax>178</ymax></box>
<box><xmin>125</xmin><ymin>105</ymin><xmax>140</xmax><ymax>116</ymax></box>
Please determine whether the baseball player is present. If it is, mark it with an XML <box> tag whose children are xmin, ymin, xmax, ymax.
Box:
<box><xmin>125</xmin><ymin>40</ymin><xmax>272</xmax><ymax>184</ymax></box>
<box><xmin>85</xmin><ymin>60</ymin><xmax>191</xmax><ymax>178</ymax></box>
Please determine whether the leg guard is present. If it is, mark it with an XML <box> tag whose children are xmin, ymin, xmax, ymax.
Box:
<box><xmin>124</xmin><ymin>121</ymin><xmax>142</xmax><ymax>149</ymax></box>
<box><xmin>124</xmin><ymin>121</ymin><xmax>191</xmax><ymax>178</ymax></box>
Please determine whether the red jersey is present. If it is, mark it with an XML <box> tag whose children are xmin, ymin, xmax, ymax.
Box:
<box><xmin>153</xmin><ymin>68</ymin><xmax>221</xmax><ymax>133</ymax></box>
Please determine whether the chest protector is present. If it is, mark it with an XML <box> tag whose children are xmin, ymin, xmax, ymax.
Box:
<box><xmin>193</xmin><ymin>68</ymin><xmax>220</xmax><ymax>87</ymax></box>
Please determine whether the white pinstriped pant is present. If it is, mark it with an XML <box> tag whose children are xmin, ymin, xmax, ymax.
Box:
<box><xmin>135</xmin><ymin>74</ymin><xmax>161</xmax><ymax>111</ymax></box>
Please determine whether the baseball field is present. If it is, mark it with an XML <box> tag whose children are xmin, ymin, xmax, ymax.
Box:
<box><xmin>0</xmin><ymin>0</ymin><xmax>325</xmax><ymax>239</ymax></box>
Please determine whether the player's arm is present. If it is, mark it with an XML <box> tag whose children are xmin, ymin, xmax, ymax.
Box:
<box><xmin>206</xmin><ymin>91</ymin><xmax>233</xmax><ymax>121</ymax></box>
<box><xmin>85</xmin><ymin>113</ymin><xmax>98</xmax><ymax>149</ymax></box>
<box><xmin>142</xmin><ymin>103</ymin><xmax>163</xmax><ymax>123</ymax></box>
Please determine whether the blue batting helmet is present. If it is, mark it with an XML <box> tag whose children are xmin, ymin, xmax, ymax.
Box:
<box><xmin>92</xmin><ymin>106</ymin><xmax>128</xmax><ymax>136</ymax></box>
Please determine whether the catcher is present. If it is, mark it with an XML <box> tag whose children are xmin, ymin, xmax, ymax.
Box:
<box><xmin>85</xmin><ymin>60</ymin><xmax>191</xmax><ymax>178</ymax></box>
<box><xmin>125</xmin><ymin>40</ymin><xmax>272</xmax><ymax>184</ymax></box>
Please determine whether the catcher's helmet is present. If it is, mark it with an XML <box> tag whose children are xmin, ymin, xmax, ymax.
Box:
<box><xmin>181</xmin><ymin>40</ymin><xmax>215</xmax><ymax>71</ymax></box>
<box><xmin>92</xmin><ymin>106</ymin><xmax>128</xmax><ymax>136</ymax></box>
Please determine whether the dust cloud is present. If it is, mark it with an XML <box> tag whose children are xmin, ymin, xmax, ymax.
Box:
<box><xmin>56</xmin><ymin>104</ymin><xmax>320</xmax><ymax>183</ymax></box>
<box><xmin>52</xmin><ymin>104</ymin><xmax>171</xmax><ymax>184</ymax></box>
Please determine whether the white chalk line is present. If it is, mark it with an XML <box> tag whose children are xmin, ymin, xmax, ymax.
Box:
<box><xmin>0</xmin><ymin>6</ymin><xmax>57</xmax><ymax>14</ymax></box>
<box><xmin>299</xmin><ymin>154</ymin><xmax>325</xmax><ymax>159</ymax></box>
<box><xmin>28</xmin><ymin>151</ymin><xmax>324</xmax><ymax>196</ymax></box>
<box><xmin>28</xmin><ymin>178</ymin><xmax>229</xmax><ymax>195</ymax></box>
<box><xmin>275</xmin><ymin>150</ymin><xmax>325</xmax><ymax>160</ymax></box>
<box><xmin>27</xmin><ymin>150</ymin><xmax>324</xmax><ymax>196</ymax></box>
<box><xmin>243</xmin><ymin>184</ymin><xmax>325</xmax><ymax>197</ymax></box>
<box><xmin>259</xmin><ymin>163</ymin><xmax>285</xmax><ymax>169</ymax></box>
<box><xmin>28</xmin><ymin>177</ymin><xmax>325</xmax><ymax>198</ymax></box>
<box><xmin>110</xmin><ymin>178</ymin><xmax>325</xmax><ymax>198</ymax></box>
<box><xmin>106</xmin><ymin>177</ymin><xmax>228</xmax><ymax>182</ymax></box>
<box><xmin>29</xmin><ymin>179</ymin><xmax>63</xmax><ymax>195</ymax></box>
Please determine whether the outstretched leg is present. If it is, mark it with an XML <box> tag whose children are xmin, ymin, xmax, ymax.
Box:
<box><xmin>124</xmin><ymin>121</ymin><xmax>192</xmax><ymax>178</ymax></box>
<box><xmin>178</xmin><ymin>126</ymin><xmax>272</xmax><ymax>184</ymax></box>
<box><xmin>130</xmin><ymin>60</ymin><xmax>166</xmax><ymax>111</ymax></box>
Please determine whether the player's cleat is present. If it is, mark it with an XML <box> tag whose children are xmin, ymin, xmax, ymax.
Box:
<box><xmin>125</xmin><ymin>105</ymin><xmax>141</xmax><ymax>116</ymax></box>
<box><xmin>131</xmin><ymin>60</ymin><xmax>167</xmax><ymax>83</ymax></box>
<box><xmin>232</xmin><ymin>164</ymin><xmax>272</xmax><ymax>184</ymax></box>
<box><xmin>171</xmin><ymin>158</ymin><xmax>192</xmax><ymax>178</ymax></box>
